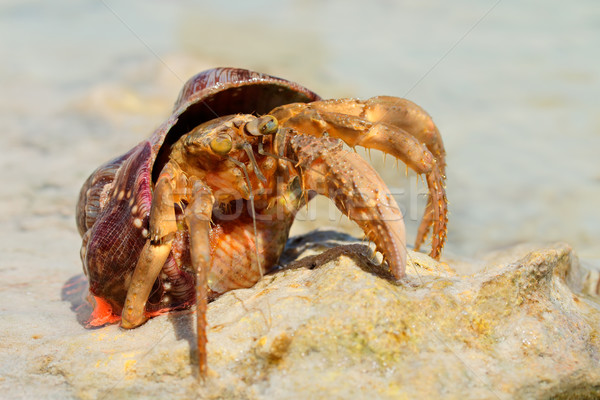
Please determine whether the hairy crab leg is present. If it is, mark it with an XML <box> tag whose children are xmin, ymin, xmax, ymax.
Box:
<box><xmin>319</xmin><ymin>96</ymin><xmax>446</xmax><ymax>251</ymax></box>
<box><xmin>285</xmin><ymin>134</ymin><xmax>407</xmax><ymax>278</ymax></box>
<box><xmin>183</xmin><ymin>179</ymin><xmax>214</xmax><ymax>379</ymax></box>
<box><xmin>121</xmin><ymin>164</ymin><xmax>178</xmax><ymax>329</ymax></box>
<box><xmin>414</xmin><ymin>197</ymin><xmax>434</xmax><ymax>252</ymax></box>
<box><xmin>304</xmin><ymin>96</ymin><xmax>446</xmax><ymax>173</ymax></box>
<box><xmin>272</xmin><ymin>99</ymin><xmax>447</xmax><ymax>259</ymax></box>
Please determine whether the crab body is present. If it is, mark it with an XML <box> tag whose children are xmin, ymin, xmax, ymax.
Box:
<box><xmin>76</xmin><ymin>68</ymin><xmax>447</xmax><ymax>377</ymax></box>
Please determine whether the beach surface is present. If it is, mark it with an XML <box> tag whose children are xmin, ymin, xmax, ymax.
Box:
<box><xmin>0</xmin><ymin>1</ymin><xmax>598</xmax><ymax>398</ymax></box>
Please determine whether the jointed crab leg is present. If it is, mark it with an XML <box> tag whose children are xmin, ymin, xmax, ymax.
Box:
<box><xmin>122</xmin><ymin>158</ymin><xmax>215</xmax><ymax>377</ymax></box>
<box><xmin>286</xmin><ymin>134</ymin><xmax>407</xmax><ymax>278</ymax></box>
<box><xmin>183</xmin><ymin>179</ymin><xmax>214</xmax><ymax>378</ymax></box>
<box><xmin>272</xmin><ymin>97</ymin><xmax>447</xmax><ymax>259</ymax></box>
<box><xmin>303</xmin><ymin>97</ymin><xmax>446</xmax><ymax>173</ymax></box>
<box><xmin>360</xmin><ymin>96</ymin><xmax>446</xmax><ymax>253</ymax></box>
<box><xmin>121</xmin><ymin>164</ymin><xmax>178</xmax><ymax>329</ymax></box>
<box><xmin>414</xmin><ymin>198</ymin><xmax>435</xmax><ymax>252</ymax></box>
<box><xmin>120</xmin><ymin>241</ymin><xmax>171</xmax><ymax>328</ymax></box>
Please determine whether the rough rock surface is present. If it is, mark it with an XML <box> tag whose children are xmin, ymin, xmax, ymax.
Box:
<box><xmin>5</xmin><ymin>230</ymin><xmax>600</xmax><ymax>399</ymax></box>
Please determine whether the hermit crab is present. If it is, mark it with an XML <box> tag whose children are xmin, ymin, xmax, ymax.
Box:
<box><xmin>76</xmin><ymin>67</ymin><xmax>447</xmax><ymax>377</ymax></box>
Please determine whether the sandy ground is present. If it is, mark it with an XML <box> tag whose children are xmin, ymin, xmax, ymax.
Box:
<box><xmin>0</xmin><ymin>1</ymin><xmax>598</xmax><ymax>397</ymax></box>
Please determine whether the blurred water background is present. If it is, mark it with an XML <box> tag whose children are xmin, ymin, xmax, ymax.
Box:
<box><xmin>1</xmin><ymin>0</ymin><xmax>599</xmax><ymax>269</ymax></box>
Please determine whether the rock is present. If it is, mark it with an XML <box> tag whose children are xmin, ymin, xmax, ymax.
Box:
<box><xmin>9</xmin><ymin>230</ymin><xmax>600</xmax><ymax>399</ymax></box>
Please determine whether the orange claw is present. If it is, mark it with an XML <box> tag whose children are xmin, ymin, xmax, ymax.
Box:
<box><xmin>271</xmin><ymin>96</ymin><xmax>447</xmax><ymax>259</ymax></box>
<box><xmin>286</xmin><ymin>134</ymin><xmax>408</xmax><ymax>278</ymax></box>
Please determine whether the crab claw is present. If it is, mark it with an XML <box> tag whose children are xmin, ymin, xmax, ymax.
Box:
<box><xmin>271</xmin><ymin>96</ymin><xmax>447</xmax><ymax>260</ymax></box>
<box><xmin>286</xmin><ymin>134</ymin><xmax>407</xmax><ymax>279</ymax></box>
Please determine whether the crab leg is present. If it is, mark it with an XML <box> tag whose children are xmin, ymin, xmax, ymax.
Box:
<box><xmin>272</xmin><ymin>98</ymin><xmax>447</xmax><ymax>259</ymax></box>
<box><xmin>357</xmin><ymin>96</ymin><xmax>446</xmax><ymax>252</ymax></box>
<box><xmin>286</xmin><ymin>134</ymin><xmax>407</xmax><ymax>278</ymax></box>
<box><xmin>183</xmin><ymin>179</ymin><xmax>214</xmax><ymax>378</ymax></box>
<box><xmin>301</xmin><ymin>96</ymin><xmax>446</xmax><ymax>173</ymax></box>
<box><xmin>317</xmin><ymin>97</ymin><xmax>447</xmax><ymax>248</ymax></box>
<box><xmin>121</xmin><ymin>164</ymin><xmax>179</xmax><ymax>329</ymax></box>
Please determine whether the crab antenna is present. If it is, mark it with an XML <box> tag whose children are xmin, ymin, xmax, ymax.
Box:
<box><xmin>275</xmin><ymin>127</ymin><xmax>287</xmax><ymax>158</ymax></box>
<box><xmin>258</xmin><ymin>141</ymin><xmax>295</xmax><ymax>165</ymax></box>
<box><xmin>257</xmin><ymin>128</ymin><xmax>298</xmax><ymax>169</ymax></box>
<box><xmin>242</xmin><ymin>142</ymin><xmax>267</xmax><ymax>183</ymax></box>
<box><xmin>226</xmin><ymin>156</ymin><xmax>263</xmax><ymax>278</ymax></box>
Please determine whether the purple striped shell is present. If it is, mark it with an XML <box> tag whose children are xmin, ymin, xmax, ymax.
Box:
<box><xmin>76</xmin><ymin>68</ymin><xmax>320</xmax><ymax>320</ymax></box>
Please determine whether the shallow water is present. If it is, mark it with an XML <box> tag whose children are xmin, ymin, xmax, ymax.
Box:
<box><xmin>0</xmin><ymin>1</ymin><xmax>599</xmax><ymax>398</ymax></box>
<box><xmin>1</xmin><ymin>0</ymin><xmax>599</xmax><ymax>267</ymax></box>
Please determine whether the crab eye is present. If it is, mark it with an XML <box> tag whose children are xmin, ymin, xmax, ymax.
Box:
<box><xmin>245</xmin><ymin>115</ymin><xmax>279</xmax><ymax>136</ymax></box>
<box><xmin>210</xmin><ymin>134</ymin><xmax>232</xmax><ymax>155</ymax></box>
